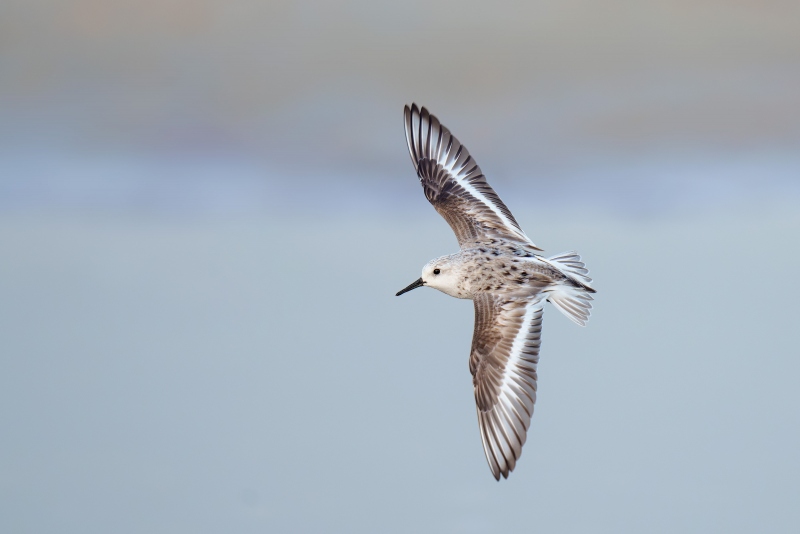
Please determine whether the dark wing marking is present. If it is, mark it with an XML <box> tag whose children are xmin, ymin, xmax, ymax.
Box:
<box><xmin>470</xmin><ymin>292</ymin><xmax>545</xmax><ymax>480</ymax></box>
<box><xmin>404</xmin><ymin>104</ymin><xmax>540</xmax><ymax>250</ymax></box>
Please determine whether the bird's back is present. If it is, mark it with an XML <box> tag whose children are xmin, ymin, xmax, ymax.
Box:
<box><xmin>459</xmin><ymin>244</ymin><xmax>563</xmax><ymax>298</ymax></box>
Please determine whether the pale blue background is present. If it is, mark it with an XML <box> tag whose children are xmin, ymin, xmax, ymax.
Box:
<box><xmin>1</xmin><ymin>1</ymin><xmax>799</xmax><ymax>532</ymax></box>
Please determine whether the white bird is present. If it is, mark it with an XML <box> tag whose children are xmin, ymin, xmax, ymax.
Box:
<box><xmin>396</xmin><ymin>104</ymin><xmax>596</xmax><ymax>480</ymax></box>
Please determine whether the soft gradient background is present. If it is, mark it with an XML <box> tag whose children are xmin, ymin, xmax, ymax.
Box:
<box><xmin>1</xmin><ymin>1</ymin><xmax>799</xmax><ymax>532</ymax></box>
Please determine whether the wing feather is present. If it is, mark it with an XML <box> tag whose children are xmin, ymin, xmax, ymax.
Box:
<box><xmin>404</xmin><ymin>104</ymin><xmax>540</xmax><ymax>250</ymax></box>
<box><xmin>471</xmin><ymin>293</ymin><xmax>545</xmax><ymax>480</ymax></box>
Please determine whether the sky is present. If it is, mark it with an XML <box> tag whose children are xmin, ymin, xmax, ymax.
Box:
<box><xmin>1</xmin><ymin>1</ymin><xmax>799</xmax><ymax>532</ymax></box>
<box><xmin>1</xmin><ymin>0</ymin><xmax>799</xmax><ymax>214</ymax></box>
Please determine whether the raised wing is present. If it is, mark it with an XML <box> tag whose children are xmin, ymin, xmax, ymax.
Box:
<box><xmin>403</xmin><ymin>104</ymin><xmax>540</xmax><ymax>249</ymax></box>
<box><xmin>470</xmin><ymin>292</ymin><xmax>545</xmax><ymax>480</ymax></box>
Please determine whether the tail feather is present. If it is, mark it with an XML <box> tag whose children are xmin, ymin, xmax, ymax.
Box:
<box><xmin>548</xmin><ymin>285</ymin><xmax>593</xmax><ymax>326</ymax></box>
<box><xmin>545</xmin><ymin>251</ymin><xmax>595</xmax><ymax>326</ymax></box>
<box><xmin>546</xmin><ymin>251</ymin><xmax>593</xmax><ymax>287</ymax></box>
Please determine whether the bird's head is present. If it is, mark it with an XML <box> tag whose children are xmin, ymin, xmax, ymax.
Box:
<box><xmin>396</xmin><ymin>255</ymin><xmax>465</xmax><ymax>298</ymax></box>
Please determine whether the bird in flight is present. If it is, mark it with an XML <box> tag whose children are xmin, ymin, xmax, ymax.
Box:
<box><xmin>396</xmin><ymin>104</ymin><xmax>596</xmax><ymax>480</ymax></box>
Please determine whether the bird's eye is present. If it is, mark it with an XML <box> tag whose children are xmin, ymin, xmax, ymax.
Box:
<box><xmin>433</xmin><ymin>268</ymin><xmax>441</xmax><ymax>275</ymax></box>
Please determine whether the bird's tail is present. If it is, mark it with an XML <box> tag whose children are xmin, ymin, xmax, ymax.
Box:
<box><xmin>544</xmin><ymin>251</ymin><xmax>595</xmax><ymax>327</ymax></box>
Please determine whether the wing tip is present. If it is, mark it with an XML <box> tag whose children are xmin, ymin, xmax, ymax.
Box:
<box><xmin>404</xmin><ymin>103</ymin><xmax>442</xmax><ymax>168</ymax></box>
<box><xmin>479</xmin><ymin>407</ymin><xmax>524</xmax><ymax>481</ymax></box>
<box><xmin>404</xmin><ymin>102</ymin><xmax>427</xmax><ymax>125</ymax></box>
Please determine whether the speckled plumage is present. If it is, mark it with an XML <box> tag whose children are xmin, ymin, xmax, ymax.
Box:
<box><xmin>396</xmin><ymin>104</ymin><xmax>597</xmax><ymax>480</ymax></box>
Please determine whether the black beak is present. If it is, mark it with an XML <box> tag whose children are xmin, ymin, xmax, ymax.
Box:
<box><xmin>396</xmin><ymin>277</ymin><xmax>424</xmax><ymax>296</ymax></box>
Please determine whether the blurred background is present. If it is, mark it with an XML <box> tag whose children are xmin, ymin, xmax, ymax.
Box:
<box><xmin>1</xmin><ymin>1</ymin><xmax>798</xmax><ymax>532</ymax></box>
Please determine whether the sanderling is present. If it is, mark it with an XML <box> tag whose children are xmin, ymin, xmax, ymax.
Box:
<box><xmin>396</xmin><ymin>104</ymin><xmax>596</xmax><ymax>480</ymax></box>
